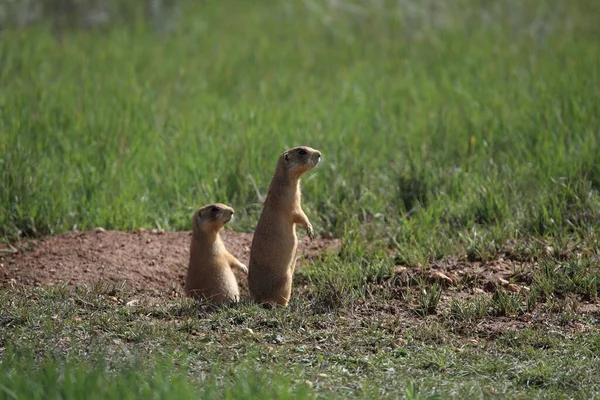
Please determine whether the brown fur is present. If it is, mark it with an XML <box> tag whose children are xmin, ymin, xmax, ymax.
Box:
<box><xmin>248</xmin><ymin>146</ymin><xmax>322</xmax><ymax>306</ymax></box>
<box><xmin>185</xmin><ymin>203</ymin><xmax>247</xmax><ymax>305</ymax></box>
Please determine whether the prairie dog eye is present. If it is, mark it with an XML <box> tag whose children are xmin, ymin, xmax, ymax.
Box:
<box><xmin>298</xmin><ymin>149</ymin><xmax>307</xmax><ymax>155</ymax></box>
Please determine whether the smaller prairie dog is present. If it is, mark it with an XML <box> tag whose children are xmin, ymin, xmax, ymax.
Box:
<box><xmin>248</xmin><ymin>146</ymin><xmax>322</xmax><ymax>307</ymax></box>
<box><xmin>185</xmin><ymin>203</ymin><xmax>247</xmax><ymax>304</ymax></box>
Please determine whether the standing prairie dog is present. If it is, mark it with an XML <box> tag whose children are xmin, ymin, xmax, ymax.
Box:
<box><xmin>248</xmin><ymin>146</ymin><xmax>322</xmax><ymax>306</ymax></box>
<box><xmin>185</xmin><ymin>203</ymin><xmax>248</xmax><ymax>305</ymax></box>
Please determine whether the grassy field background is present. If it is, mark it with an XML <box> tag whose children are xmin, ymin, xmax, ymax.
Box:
<box><xmin>1</xmin><ymin>0</ymin><xmax>600</xmax><ymax>398</ymax></box>
<box><xmin>2</xmin><ymin>0</ymin><xmax>599</xmax><ymax>261</ymax></box>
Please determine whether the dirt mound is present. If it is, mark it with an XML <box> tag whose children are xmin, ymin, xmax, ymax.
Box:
<box><xmin>0</xmin><ymin>230</ymin><xmax>342</xmax><ymax>294</ymax></box>
<box><xmin>393</xmin><ymin>256</ymin><xmax>537</xmax><ymax>295</ymax></box>
<box><xmin>3</xmin><ymin>231</ymin><xmax>599</xmax><ymax>321</ymax></box>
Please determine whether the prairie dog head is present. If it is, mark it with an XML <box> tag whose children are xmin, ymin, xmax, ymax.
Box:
<box><xmin>278</xmin><ymin>146</ymin><xmax>322</xmax><ymax>180</ymax></box>
<box><xmin>193</xmin><ymin>203</ymin><xmax>235</xmax><ymax>235</ymax></box>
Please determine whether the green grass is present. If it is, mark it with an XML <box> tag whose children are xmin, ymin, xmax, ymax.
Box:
<box><xmin>1</xmin><ymin>0</ymin><xmax>600</xmax><ymax>398</ymax></box>
<box><xmin>1</xmin><ymin>283</ymin><xmax>599</xmax><ymax>399</ymax></box>
<box><xmin>0</xmin><ymin>347</ymin><xmax>313</xmax><ymax>400</ymax></box>
<box><xmin>1</xmin><ymin>0</ymin><xmax>599</xmax><ymax>265</ymax></box>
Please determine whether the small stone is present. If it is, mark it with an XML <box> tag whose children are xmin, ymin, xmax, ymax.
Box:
<box><xmin>545</xmin><ymin>246</ymin><xmax>555</xmax><ymax>256</ymax></box>
<box><xmin>485</xmin><ymin>385</ymin><xmax>496</xmax><ymax>394</ymax></box>
<box><xmin>243</xmin><ymin>328</ymin><xmax>254</xmax><ymax>335</ymax></box>
<box><xmin>394</xmin><ymin>266</ymin><xmax>408</xmax><ymax>274</ymax></box>
<box><xmin>474</xmin><ymin>288</ymin><xmax>486</xmax><ymax>294</ymax></box>
<box><xmin>304</xmin><ymin>380</ymin><xmax>314</xmax><ymax>388</ymax></box>
<box><xmin>94</xmin><ymin>227</ymin><xmax>106</xmax><ymax>233</ymax></box>
<box><xmin>506</xmin><ymin>283</ymin><xmax>521</xmax><ymax>293</ymax></box>
<box><xmin>430</xmin><ymin>270</ymin><xmax>453</xmax><ymax>284</ymax></box>
<box><xmin>138</xmin><ymin>228</ymin><xmax>147</xmax><ymax>233</ymax></box>
<box><xmin>497</xmin><ymin>277</ymin><xmax>509</xmax><ymax>286</ymax></box>
<box><xmin>151</xmin><ymin>229</ymin><xmax>158</xmax><ymax>234</ymax></box>
<box><xmin>126</xmin><ymin>299</ymin><xmax>139</xmax><ymax>307</ymax></box>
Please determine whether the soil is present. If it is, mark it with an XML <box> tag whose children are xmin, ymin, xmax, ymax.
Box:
<box><xmin>2</xmin><ymin>230</ymin><xmax>598</xmax><ymax>338</ymax></box>
<box><xmin>2</xmin><ymin>230</ymin><xmax>599</xmax><ymax>325</ymax></box>
<box><xmin>0</xmin><ymin>229</ymin><xmax>342</xmax><ymax>295</ymax></box>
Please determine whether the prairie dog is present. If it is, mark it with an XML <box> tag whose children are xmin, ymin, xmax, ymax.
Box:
<box><xmin>248</xmin><ymin>146</ymin><xmax>322</xmax><ymax>306</ymax></box>
<box><xmin>185</xmin><ymin>203</ymin><xmax>248</xmax><ymax>304</ymax></box>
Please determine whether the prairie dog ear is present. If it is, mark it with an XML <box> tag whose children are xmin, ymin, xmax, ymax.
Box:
<box><xmin>284</xmin><ymin>152</ymin><xmax>289</xmax><ymax>161</ymax></box>
<box><xmin>192</xmin><ymin>210</ymin><xmax>203</xmax><ymax>230</ymax></box>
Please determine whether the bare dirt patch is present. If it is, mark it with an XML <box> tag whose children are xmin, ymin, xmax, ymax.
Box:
<box><xmin>1</xmin><ymin>231</ymin><xmax>598</xmax><ymax>340</ymax></box>
<box><xmin>0</xmin><ymin>230</ymin><xmax>342</xmax><ymax>294</ymax></box>
<box><xmin>393</xmin><ymin>256</ymin><xmax>537</xmax><ymax>294</ymax></box>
